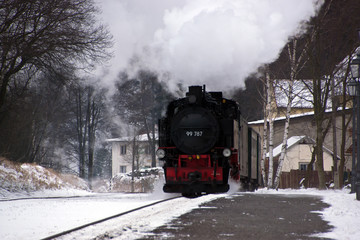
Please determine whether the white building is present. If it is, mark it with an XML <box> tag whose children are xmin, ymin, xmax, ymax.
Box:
<box><xmin>107</xmin><ymin>134</ymin><xmax>159</xmax><ymax>177</ymax></box>
<box><xmin>267</xmin><ymin>135</ymin><xmax>339</xmax><ymax>172</ymax></box>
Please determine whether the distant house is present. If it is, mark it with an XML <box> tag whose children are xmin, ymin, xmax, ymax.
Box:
<box><xmin>267</xmin><ymin>136</ymin><xmax>338</xmax><ymax>172</ymax></box>
<box><xmin>107</xmin><ymin>134</ymin><xmax>158</xmax><ymax>177</ymax></box>
<box><xmin>249</xmin><ymin>108</ymin><xmax>353</xmax><ymax>173</ymax></box>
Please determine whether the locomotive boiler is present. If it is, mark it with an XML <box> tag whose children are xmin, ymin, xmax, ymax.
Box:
<box><xmin>157</xmin><ymin>85</ymin><xmax>260</xmax><ymax>197</ymax></box>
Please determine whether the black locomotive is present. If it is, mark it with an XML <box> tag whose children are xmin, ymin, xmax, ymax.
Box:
<box><xmin>157</xmin><ymin>85</ymin><xmax>260</xmax><ymax>197</ymax></box>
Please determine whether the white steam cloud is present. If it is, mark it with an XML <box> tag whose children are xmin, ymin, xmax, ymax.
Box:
<box><xmin>97</xmin><ymin>0</ymin><xmax>320</xmax><ymax>91</ymax></box>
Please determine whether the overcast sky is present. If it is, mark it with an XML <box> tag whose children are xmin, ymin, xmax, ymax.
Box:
<box><xmin>95</xmin><ymin>0</ymin><xmax>321</xmax><ymax>92</ymax></box>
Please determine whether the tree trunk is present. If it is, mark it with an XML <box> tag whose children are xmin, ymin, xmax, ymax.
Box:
<box><xmin>339</xmin><ymin>109</ymin><xmax>349</xmax><ymax>188</ymax></box>
<box><xmin>273</xmin><ymin>80</ymin><xmax>293</xmax><ymax>189</ymax></box>
<box><xmin>339</xmin><ymin>79</ymin><xmax>352</xmax><ymax>188</ymax></box>
<box><xmin>312</xmin><ymin>77</ymin><xmax>330</xmax><ymax>190</ymax></box>
<box><xmin>87</xmin><ymin>94</ymin><xmax>96</xmax><ymax>186</ymax></box>
<box><xmin>131</xmin><ymin>135</ymin><xmax>136</xmax><ymax>193</ymax></box>
<box><xmin>0</xmin><ymin>76</ymin><xmax>10</xmax><ymax>111</ymax></box>
<box><xmin>316</xmin><ymin>132</ymin><xmax>327</xmax><ymax>190</ymax></box>
<box><xmin>331</xmin><ymin>75</ymin><xmax>339</xmax><ymax>189</ymax></box>
<box><xmin>76</xmin><ymin>90</ymin><xmax>87</xmax><ymax>179</ymax></box>
<box><xmin>274</xmin><ymin>41</ymin><xmax>301</xmax><ymax>189</ymax></box>
<box><xmin>339</xmin><ymin>56</ymin><xmax>354</xmax><ymax>188</ymax></box>
<box><xmin>267</xmin><ymin>116</ymin><xmax>274</xmax><ymax>188</ymax></box>
<box><xmin>266</xmin><ymin>71</ymin><xmax>275</xmax><ymax>188</ymax></box>
<box><xmin>261</xmin><ymin>81</ymin><xmax>268</xmax><ymax>187</ymax></box>
<box><xmin>151</xmin><ymin>126</ymin><xmax>156</xmax><ymax>167</ymax></box>
<box><xmin>304</xmin><ymin>147</ymin><xmax>316</xmax><ymax>188</ymax></box>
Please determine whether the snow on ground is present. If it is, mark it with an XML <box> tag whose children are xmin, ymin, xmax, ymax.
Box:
<box><xmin>58</xmin><ymin>193</ymin><xmax>227</xmax><ymax>240</ymax></box>
<box><xmin>255</xmin><ymin>188</ymin><xmax>360</xmax><ymax>240</ymax></box>
<box><xmin>1</xmin><ymin>159</ymin><xmax>360</xmax><ymax>240</ymax></box>
<box><xmin>1</xmin><ymin>187</ymin><xmax>360</xmax><ymax>240</ymax></box>
<box><xmin>0</xmin><ymin>185</ymin><xmax>226</xmax><ymax>240</ymax></box>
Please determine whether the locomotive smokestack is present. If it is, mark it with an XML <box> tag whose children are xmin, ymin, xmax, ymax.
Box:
<box><xmin>187</xmin><ymin>85</ymin><xmax>203</xmax><ymax>104</ymax></box>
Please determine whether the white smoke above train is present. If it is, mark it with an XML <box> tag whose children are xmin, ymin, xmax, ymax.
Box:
<box><xmin>96</xmin><ymin>0</ymin><xmax>321</xmax><ymax>91</ymax></box>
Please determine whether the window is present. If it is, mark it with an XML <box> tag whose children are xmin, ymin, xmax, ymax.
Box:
<box><xmin>120</xmin><ymin>145</ymin><xmax>126</xmax><ymax>155</ymax></box>
<box><xmin>120</xmin><ymin>166</ymin><xmax>127</xmax><ymax>173</ymax></box>
<box><xmin>299</xmin><ymin>162</ymin><xmax>313</xmax><ymax>171</ymax></box>
<box><xmin>299</xmin><ymin>163</ymin><xmax>307</xmax><ymax>171</ymax></box>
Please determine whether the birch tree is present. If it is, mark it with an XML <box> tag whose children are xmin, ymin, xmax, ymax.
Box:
<box><xmin>273</xmin><ymin>39</ymin><xmax>308</xmax><ymax>189</ymax></box>
<box><xmin>265</xmin><ymin>70</ymin><xmax>276</xmax><ymax>188</ymax></box>
<box><xmin>272</xmin><ymin>79</ymin><xmax>293</xmax><ymax>189</ymax></box>
<box><xmin>260</xmin><ymin>79</ymin><xmax>268</xmax><ymax>187</ymax></box>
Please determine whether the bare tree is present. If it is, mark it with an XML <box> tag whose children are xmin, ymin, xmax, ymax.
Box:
<box><xmin>0</xmin><ymin>71</ymin><xmax>69</xmax><ymax>163</ymax></box>
<box><xmin>260</xmin><ymin>79</ymin><xmax>268</xmax><ymax>188</ymax></box>
<box><xmin>113</xmin><ymin>69</ymin><xmax>174</xmax><ymax>167</ymax></box>
<box><xmin>73</xmin><ymin>84</ymin><xmax>87</xmax><ymax>178</ymax></box>
<box><xmin>300</xmin><ymin>0</ymin><xmax>360</xmax><ymax>189</ymax></box>
<box><xmin>86</xmin><ymin>86</ymin><xmax>106</xmax><ymax>183</ymax></box>
<box><xmin>273</xmin><ymin>39</ymin><xmax>309</xmax><ymax>189</ymax></box>
<box><xmin>265</xmin><ymin>70</ymin><xmax>276</xmax><ymax>188</ymax></box>
<box><xmin>0</xmin><ymin>0</ymin><xmax>111</xmax><ymax>112</ymax></box>
<box><xmin>265</xmin><ymin>0</ymin><xmax>360</xmax><ymax>189</ymax></box>
<box><xmin>339</xmin><ymin>55</ymin><xmax>354</xmax><ymax>188</ymax></box>
<box><xmin>70</xmin><ymin>82</ymin><xmax>107</xmax><ymax>180</ymax></box>
<box><xmin>333</xmin><ymin>53</ymin><xmax>354</xmax><ymax>188</ymax></box>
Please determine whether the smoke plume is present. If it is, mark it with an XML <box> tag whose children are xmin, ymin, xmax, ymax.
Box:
<box><xmin>97</xmin><ymin>0</ymin><xmax>321</xmax><ymax>91</ymax></box>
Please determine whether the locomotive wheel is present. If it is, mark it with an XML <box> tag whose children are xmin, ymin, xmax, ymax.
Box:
<box><xmin>182</xmin><ymin>192</ymin><xmax>202</xmax><ymax>198</ymax></box>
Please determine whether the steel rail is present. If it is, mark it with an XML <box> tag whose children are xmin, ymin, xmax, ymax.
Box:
<box><xmin>40</xmin><ymin>196</ymin><xmax>182</xmax><ymax>240</ymax></box>
<box><xmin>0</xmin><ymin>195</ymin><xmax>95</xmax><ymax>202</ymax></box>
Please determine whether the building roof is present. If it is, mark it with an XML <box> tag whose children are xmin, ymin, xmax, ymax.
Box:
<box><xmin>267</xmin><ymin>135</ymin><xmax>340</xmax><ymax>160</ymax></box>
<box><xmin>248</xmin><ymin>107</ymin><xmax>350</xmax><ymax>125</ymax></box>
<box><xmin>248</xmin><ymin>111</ymin><xmax>316</xmax><ymax>125</ymax></box>
<box><xmin>266</xmin><ymin>136</ymin><xmax>309</xmax><ymax>158</ymax></box>
<box><xmin>107</xmin><ymin>133</ymin><xmax>158</xmax><ymax>142</ymax></box>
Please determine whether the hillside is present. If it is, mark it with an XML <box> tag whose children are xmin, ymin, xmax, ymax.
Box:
<box><xmin>0</xmin><ymin>157</ymin><xmax>164</xmax><ymax>199</ymax></box>
<box><xmin>0</xmin><ymin>157</ymin><xmax>89</xmax><ymax>198</ymax></box>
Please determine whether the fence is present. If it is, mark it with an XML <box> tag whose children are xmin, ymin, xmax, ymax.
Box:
<box><xmin>279</xmin><ymin>170</ymin><xmax>333</xmax><ymax>189</ymax></box>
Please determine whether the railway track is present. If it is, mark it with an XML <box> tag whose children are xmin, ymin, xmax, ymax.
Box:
<box><xmin>40</xmin><ymin>196</ymin><xmax>182</xmax><ymax>240</ymax></box>
<box><xmin>0</xmin><ymin>195</ymin><xmax>95</xmax><ymax>202</ymax></box>
<box><xmin>0</xmin><ymin>192</ymin><xmax>152</xmax><ymax>202</ymax></box>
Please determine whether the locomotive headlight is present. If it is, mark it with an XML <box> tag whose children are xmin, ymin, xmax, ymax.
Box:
<box><xmin>222</xmin><ymin>148</ymin><xmax>232</xmax><ymax>157</ymax></box>
<box><xmin>156</xmin><ymin>149</ymin><xmax>166</xmax><ymax>159</ymax></box>
<box><xmin>188</xmin><ymin>95</ymin><xmax>196</xmax><ymax>103</ymax></box>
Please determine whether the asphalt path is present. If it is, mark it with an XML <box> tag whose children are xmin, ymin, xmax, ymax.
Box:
<box><xmin>141</xmin><ymin>192</ymin><xmax>332</xmax><ymax>240</ymax></box>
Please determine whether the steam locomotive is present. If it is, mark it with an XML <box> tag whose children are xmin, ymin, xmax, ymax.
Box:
<box><xmin>157</xmin><ymin>85</ymin><xmax>260</xmax><ymax>197</ymax></box>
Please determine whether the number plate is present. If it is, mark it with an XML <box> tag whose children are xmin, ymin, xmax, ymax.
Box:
<box><xmin>185</xmin><ymin>131</ymin><xmax>203</xmax><ymax>137</ymax></box>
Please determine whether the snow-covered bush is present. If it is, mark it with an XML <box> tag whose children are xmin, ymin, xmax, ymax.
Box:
<box><xmin>111</xmin><ymin>167</ymin><xmax>164</xmax><ymax>193</ymax></box>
